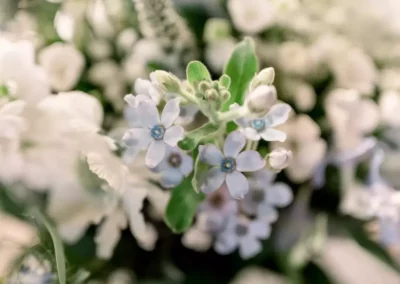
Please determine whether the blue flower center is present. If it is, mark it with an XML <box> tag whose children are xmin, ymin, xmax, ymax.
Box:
<box><xmin>220</xmin><ymin>157</ymin><xmax>236</xmax><ymax>173</ymax></box>
<box><xmin>250</xmin><ymin>119</ymin><xmax>266</xmax><ymax>132</ymax></box>
<box><xmin>150</xmin><ymin>125</ymin><xmax>165</xmax><ymax>140</ymax></box>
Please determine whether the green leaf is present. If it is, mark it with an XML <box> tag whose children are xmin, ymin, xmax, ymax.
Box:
<box><xmin>165</xmin><ymin>175</ymin><xmax>205</xmax><ymax>233</ymax></box>
<box><xmin>178</xmin><ymin>122</ymin><xmax>219</xmax><ymax>151</ymax></box>
<box><xmin>186</xmin><ymin>61</ymin><xmax>211</xmax><ymax>84</ymax></box>
<box><xmin>219</xmin><ymin>75</ymin><xmax>231</xmax><ymax>89</ymax></box>
<box><xmin>222</xmin><ymin>37</ymin><xmax>258</xmax><ymax>111</ymax></box>
<box><xmin>30</xmin><ymin>208</ymin><xmax>66</xmax><ymax>284</ymax></box>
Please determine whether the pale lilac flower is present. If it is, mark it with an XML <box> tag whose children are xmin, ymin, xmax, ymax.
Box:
<box><xmin>122</xmin><ymin>98</ymin><xmax>184</xmax><ymax>168</ymax></box>
<box><xmin>200</xmin><ymin>131</ymin><xmax>266</xmax><ymax>199</ymax></box>
<box><xmin>231</xmin><ymin>103</ymin><xmax>291</xmax><ymax>142</ymax></box>
<box><xmin>198</xmin><ymin>184</ymin><xmax>238</xmax><ymax>233</ymax></box>
<box><xmin>153</xmin><ymin>146</ymin><xmax>193</xmax><ymax>188</ymax></box>
<box><xmin>242</xmin><ymin>169</ymin><xmax>293</xmax><ymax>221</ymax></box>
<box><xmin>214</xmin><ymin>215</ymin><xmax>271</xmax><ymax>259</ymax></box>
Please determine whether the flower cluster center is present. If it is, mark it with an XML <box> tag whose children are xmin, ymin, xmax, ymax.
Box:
<box><xmin>220</xmin><ymin>157</ymin><xmax>236</xmax><ymax>173</ymax></box>
<box><xmin>150</xmin><ymin>125</ymin><xmax>165</xmax><ymax>140</ymax></box>
<box><xmin>235</xmin><ymin>224</ymin><xmax>248</xmax><ymax>236</ymax></box>
<box><xmin>250</xmin><ymin>119</ymin><xmax>266</xmax><ymax>132</ymax></box>
<box><xmin>251</xmin><ymin>189</ymin><xmax>265</xmax><ymax>203</ymax></box>
<box><xmin>168</xmin><ymin>153</ymin><xmax>182</xmax><ymax>168</ymax></box>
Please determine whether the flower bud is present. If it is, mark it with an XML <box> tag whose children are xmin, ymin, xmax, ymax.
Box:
<box><xmin>245</xmin><ymin>85</ymin><xmax>277</xmax><ymax>115</ymax></box>
<box><xmin>198</xmin><ymin>81</ymin><xmax>211</xmax><ymax>93</ymax></box>
<box><xmin>268</xmin><ymin>148</ymin><xmax>292</xmax><ymax>171</ymax></box>
<box><xmin>150</xmin><ymin>71</ymin><xmax>181</xmax><ymax>93</ymax></box>
<box><xmin>205</xmin><ymin>89</ymin><xmax>218</xmax><ymax>101</ymax></box>
<box><xmin>250</xmin><ymin>67</ymin><xmax>275</xmax><ymax>91</ymax></box>
<box><xmin>220</xmin><ymin>90</ymin><xmax>231</xmax><ymax>103</ymax></box>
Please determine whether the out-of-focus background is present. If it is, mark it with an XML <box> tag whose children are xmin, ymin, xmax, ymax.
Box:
<box><xmin>1</xmin><ymin>0</ymin><xmax>400</xmax><ymax>283</ymax></box>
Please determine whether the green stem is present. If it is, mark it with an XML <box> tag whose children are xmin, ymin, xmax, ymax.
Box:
<box><xmin>217</xmin><ymin>106</ymin><xmax>249</xmax><ymax>122</ymax></box>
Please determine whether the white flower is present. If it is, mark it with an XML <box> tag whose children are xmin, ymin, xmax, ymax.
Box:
<box><xmin>214</xmin><ymin>216</ymin><xmax>271</xmax><ymax>259</ymax></box>
<box><xmin>122</xmin><ymin>99</ymin><xmax>184</xmax><ymax>168</ymax></box>
<box><xmin>38</xmin><ymin>43</ymin><xmax>85</xmax><ymax>91</ymax></box>
<box><xmin>232</xmin><ymin>102</ymin><xmax>291</xmax><ymax>142</ymax></box>
<box><xmin>153</xmin><ymin>146</ymin><xmax>193</xmax><ymax>188</ymax></box>
<box><xmin>0</xmin><ymin>100</ymin><xmax>26</xmax><ymax>141</ymax></box>
<box><xmin>242</xmin><ymin>169</ymin><xmax>293</xmax><ymax>220</ymax></box>
<box><xmin>230</xmin><ymin>267</ymin><xmax>288</xmax><ymax>284</ymax></box>
<box><xmin>277</xmin><ymin>114</ymin><xmax>327</xmax><ymax>183</ymax></box>
<box><xmin>199</xmin><ymin>131</ymin><xmax>266</xmax><ymax>199</ymax></box>
<box><xmin>0</xmin><ymin>38</ymin><xmax>50</xmax><ymax>104</ymax></box>
<box><xmin>134</xmin><ymin>77</ymin><xmax>163</xmax><ymax>105</ymax></box>
<box><xmin>278</xmin><ymin>41</ymin><xmax>312</xmax><ymax>76</ymax></box>
<box><xmin>227</xmin><ymin>0</ymin><xmax>275</xmax><ymax>34</ymax></box>
<box><xmin>379</xmin><ymin>68</ymin><xmax>400</xmax><ymax>92</ymax></box>
<box><xmin>267</xmin><ymin>147</ymin><xmax>292</xmax><ymax>171</ymax></box>
<box><xmin>88</xmin><ymin>60</ymin><xmax>121</xmax><ymax>86</ymax></box>
<box><xmin>379</xmin><ymin>90</ymin><xmax>400</xmax><ymax>128</ymax></box>
<box><xmin>244</xmin><ymin>85</ymin><xmax>278</xmax><ymax>115</ymax></box>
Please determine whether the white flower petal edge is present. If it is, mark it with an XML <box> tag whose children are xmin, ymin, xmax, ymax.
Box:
<box><xmin>163</xmin><ymin>125</ymin><xmax>184</xmax><ymax>146</ymax></box>
<box><xmin>224</xmin><ymin>131</ymin><xmax>246</xmax><ymax>158</ymax></box>
<box><xmin>201</xmin><ymin>167</ymin><xmax>226</xmax><ymax>194</ymax></box>
<box><xmin>199</xmin><ymin>145</ymin><xmax>224</xmax><ymax>166</ymax></box>
<box><xmin>260</xmin><ymin>128</ymin><xmax>287</xmax><ymax>142</ymax></box>
<box><xmin>137</xmin><ymin>101</ymin><xmax>160</xmax><ymax>128</ymax></box>
<box><xmin>226</xmin><ymin>171</ymin><xmax>249</xmax><ymax>199</ymax></box>
<box><xmin>161</xmin><ymin>98</ymin><xmax>180</xmax><ymax>128</ymax></box>
<box><xmin>236</xmin><ymin>150</ymin><xmax>266</xmax><ymax>172</ymax></box>
<box><xmin>145</xmin><ymin>140</ymin><xmax>166</xmax><ymax>168</ymax></box>
<box><xmin>266</xmin><ymin>103</ymin><xmax>292</xmax><ymax>127</ymax></box>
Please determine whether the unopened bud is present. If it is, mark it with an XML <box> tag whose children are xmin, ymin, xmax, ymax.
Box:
<box><xmin>220</xmin><ymin>90</ymin><xmax>231</xmax><ymax>102</ymax></box>
<box><xmin>150</xmin><ymin>71</ymin><xmax>181</xmax><ymax>93</ymax></box>
<box><xmin>250</xmin><ymin>67</ymin><xmax>275</xmax><ymax>91</ymax></box>
<box><xmin>245</xmin><ymin>85</ymin><xmax>277</xmax><ymax>114</ymax></box>
<box><xmin>267</xmin><ymin>148</ymin><xmax>292</xmax><ymax>171</ymax></box>
<box><xmin>198</xmin><ymin>81</ymin><xmax>211</xmax><ymax>93</ymax></box>
<box><xmin>205</xmin><ymin>89</ymin><xmax>218</xmax><ymax>101</ymax></box>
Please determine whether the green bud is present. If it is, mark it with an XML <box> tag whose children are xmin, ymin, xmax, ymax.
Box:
<box><xmin>198</xmin><ymin>81</ymin><xmax>211</xmax><ymax>93</ymax></box>
<box><xmin>205</xmin><ymin>89</ymin><xmax>218</xmax><ymax>101</ymax></box>
<box><xmin>211</xmin><ymin>81</ymin><xmax>220</xmax><ymax>90</ymax></box>
<box><xmin>150</xmin><ymin>71</ymin><xmax>181</xmax><ymax>93</ymax></box>
<box><xmin>219</xmin><ymin>75</ymin><xmax>231</xmax><ymax>89</ymax></box>
<box><xmin>250</xmin><ymin>67</ymin><xmax>275</xmax><ymax>91</ymax></box>
<box><xmin>220</xmin><ymin>90</ymin><xmax>231</xmax><ymax>103</ymax></box>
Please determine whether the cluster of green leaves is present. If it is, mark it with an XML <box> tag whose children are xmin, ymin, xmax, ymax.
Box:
<box><xmin>164</xmin><ymin>37</ymin><xmax>258</xmax><ymax>233</ymax></box>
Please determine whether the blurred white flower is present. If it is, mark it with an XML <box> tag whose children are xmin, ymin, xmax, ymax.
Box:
<box><xmin>205</xmin><ymin>38</ymin><xmax>237</xmax><ymax>73</ymax></box>
<box><xmin>242</xmin><ymin>169</ymin><xmax>293</xmax><ymax>221</ymax></box>
<box><xmin>200</xmin><ymin>131</ymin><xmax>266</xmax><ymax>199</ymax></box>
<box><xmin>0</xmin><ymin>100</ymin><xmax>26</xmax><ymax>142</ymax></box>
<box><xmin>215</xmin><ymin>215</ymin><xmax>271</xmax><ymax>259</ymax></box>
<box><xmin>39</xmin><ymin>43</ymin><xmax>85</xmax><ymax>91</ymax></box>
<box><xmin>88</xmin><ymin>60</ymin><xmax>121</xmax><ymax>87</ymax></box>
<box><xmin>86</xmin><ymin>38</ymin><xmax>113</xmax><ymax>60</ymax></box>
<box><xmin>325</xmin><ymin>89</ymin><xmax>379</xmax><ymax>152</ymax></box>
<box><xmin>0</xmin><ymin>38</ymin><xmax>50</xmax><ymax>104</ymax></box>
<box><xmin>379</xmin><ymin>68</ymin><xmax>400</xmax><ymax>92</ymax></box>
<box><xmin>379</xmin><ymin>90</ymin><xmax>400</xmax><ymax>127</ymax></box>
<box><xmin>7</xmin><ymin>255</ymin><xmax>55</xmax><ymax>284</ymax></box>
<box><xmin>278</xmin><ymin>41</ymin><xmax>312</xmax><ymax>76</ymax></box>
<box><xmin>230</xmin><ymin>267</ymin><xmax>288</xmax><ymax>284</ymax></box>
<box><xmin>277</xmin><ymin>114</ymin><xmax>326</xmax><ymax>183</ymax></box>
<box><xmin>117</xmin><ymin>28</ymin><xmax>138</xmax><ymax>54</ymax></box>
<box><xmin>267</xmin><ymin>147</ymin><xmax>292</xmax><ymax>171</ymax></box>
<box><xmin>227</xmin><ymin>0</ymin><xmax>275</xmax><ymax>34</ymax></box>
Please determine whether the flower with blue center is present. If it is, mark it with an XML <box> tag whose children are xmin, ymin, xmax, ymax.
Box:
<box><xmin>122</xmin><ymin>98</ymin><xmax>184</xmax><ymax>168</ymax></box>
<box><xmin>231</xmin><ymin>102</ymin><xmax>291</xmax><ymax>142</ymax></box>
<box><xmin>153</xmin><ymin>146</ymin><xmax>193</xmax><ymax>188</ymax></box>
<box><xmin>214</xmin><ymin>215</ymin><xmax>271</xmax><ymax>259</ymax></box>
<box><xmin>241</xmin><ymin>169</ymin><xmax>293</xmax><ymax>221</ymax></box>
<box><xmin>199</xmin><ymin>131</ymin><xmax>266</xmax><ymax>199</ymax></box>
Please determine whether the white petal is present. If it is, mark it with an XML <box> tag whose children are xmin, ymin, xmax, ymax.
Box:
<box><xmin>214</xmin><ymin>233</ymin><xmax>238</xmax><ymax>255</ymax></box>
<box><xmin>145</xmin><ymin>140</ymin><xmax>166</xmax><ymax>168</ymax></box>
<box><xmin>249</xmin><ymin>220</ymin><xmax>271</xmax><ymax>239</ymax></box>
<box><xmin>124</xmin><ymin>107</ymin><xmax>141</xmax><ymax>128</ymax></box>
<box><xmin>160</xmin><ymin>169</ymin><xmax>183</xmax><ymax>188</ymax></box>
<box><xmin>137</xmin><ymin>101</ymin><xmax>160</xmax><ymax>127</ymax></box>
<box><xmin>200</xmin><ymin>167</ymin><xmax>225</xmax><ymax>194</ymax></box>
<box><xmin>122</xmin><ymin>128</ymin><xmax>152</xmax><ymax>149</ymax></box>
<box><xmin>163</xmin><ymin>125</ymin><xmax>184</xmax><ymax>146</ymax></box>
<box><xmin>161</xmin><ymin>98</ymin><xmax>180</xmax><ymax>128</ymax></box>
<box><xmin>95</xmin><ymin>209</ymin><xmax>127</xmax><ymax>259</ymax></box>
<box><xmin>135</xmin><ymin>78</ymin><xmax>151</xmax><ymax>95</ymax></box>
<box><xmin>260</xmin><ymin>128</ymin><xmax>287</xmax><ymax>142</ymax></box>
<box><xmin>265</xmin><ymin>103</ymin><xmax>291</xmax><ymax>127</ymax></box>
<box><xmin>268</xmin><ymin>183</ymin><xmax>293</xmax><ymax>207</ymax></box>
<box><xmin>224</xmin><ymin>131</ymin><xmax>246</xmax><ymax>158</ymax></box>
<box><xmin>257</xmin><ymin>203</ymin><xmax>278</xmax><ymax>222</ymax></box>
<box><xmin>199</xmin><ymin>144</ymin><xmax>224</xmax><ymax>166</ymax></box>
<box><xmin>124</xmin><ymin>94</ymin><xmax>136</xmax><ymax>107</ymax></box>
<box><xmin>239</xmin><ymin>237</ymin><xmax>262</xmax><ymax>259</ymax></box>
<box><xmin>179</xmin><ymin>152</ymin><xmax>194</xmax><ymax>176</ymax></box>
<box><xmin>236</xmin><ymin>150</ymin><xmax>266</xmax><ymax>172</ymax></box>
<box><xmin>86</xmin><ymin>153</ymin><xmax>130</xmax><ymax>193</ymax></box>
<box><xmin>0</xmin><ymin>100</ymin><xmax>25</xmax><ymax>115</ymax></box>
<box><xmin>242</xmin><ymin>127</ymin><xmax>261</xmax><ymax>141</ymax></box>
<box><xmin>226</xmin><ymin>171</ymin><xmax>249</xmax><ymax>199</ymax></box>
